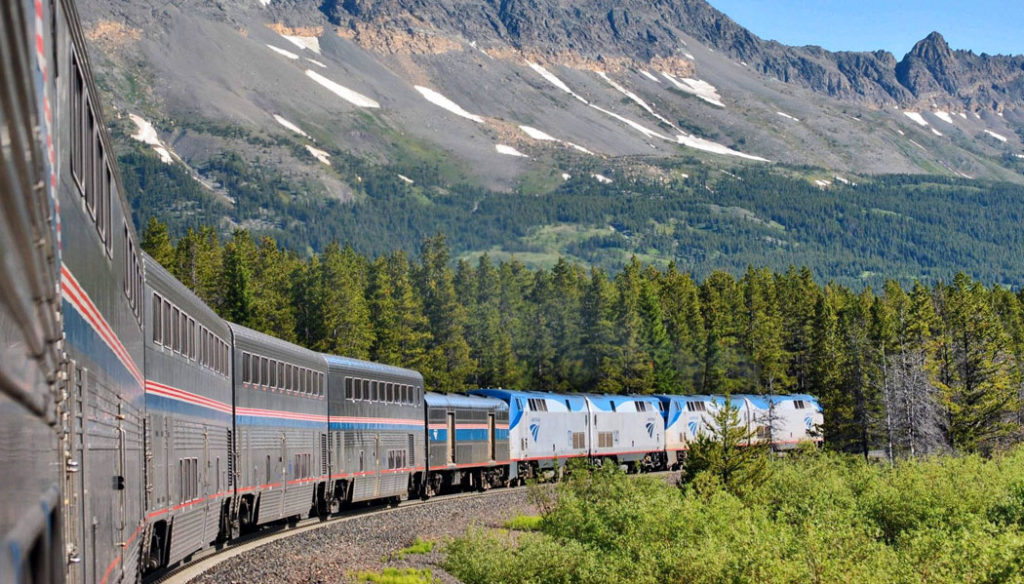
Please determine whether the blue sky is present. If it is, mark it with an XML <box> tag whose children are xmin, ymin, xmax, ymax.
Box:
<box><xmin>706</xmin><ymin>0</ymin><xmax>1024</xmax><ymax>57</ymax></box>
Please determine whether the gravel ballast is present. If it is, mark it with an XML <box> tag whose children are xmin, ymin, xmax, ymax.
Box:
<box><xmin>188</xmin><ymin>489</ymin><xmax>538</xmax><ymax>584</ymax></box>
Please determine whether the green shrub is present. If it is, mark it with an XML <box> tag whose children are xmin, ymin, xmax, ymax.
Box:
<box><xmin>503</xmin><ymin>514</ymin><xmax>544</xmax><ymax>531</ymax></box>
<box><xmin>395</xmin><ymin>537</ymin><xmax>436</xmax><ymax>558</ymax></box>
<box><xmin>355</xmin><ymin>568</ymin><xmax>435</xmax><ymax>584</ymax></box>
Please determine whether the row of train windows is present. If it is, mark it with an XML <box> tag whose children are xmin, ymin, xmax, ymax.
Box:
<box><xmin>527</xmin><ymin>398</ymin><xmax>548</xmax><ymax>412</ymax></box>
<box><xmin>344</xmin><ymin>377</ymin><xmax>421</xmax><ymax>405</ymax></box>
<box><xmin>685</xmin><ymin>402</ymin><xmax>708</xmax><ymax>413</ymax></box>
<box><xmin>294</xmin><ymin>453</ymin><xmax>312</xmax><ymax>479</ymax></box>
<box><xmin>241</xmin><ymin>352</ymin><xmax>324</xmax><ymax>398</ymax></box>
<box><xmin>71</xmin><ymin>52</ymin><xmax>143</xmax><ymax>323</ymax></box>
<box><xmin>386</xmin><ymin>449</ymin><xmax>409</xmax><ymax>470</ymax></box>
<box><xmin>151</xmin><ymin>292</ymin><xmax>230</xmax><ymax>376</ymax></box>
<box><xmin>179</xmin><ymin>457</ymin><xmax>199</xmax><ymax>503</ymax></box>
<box><xmin>792</xmin><ymin>400</ymin><xmax>807</xmax><ymax>409</ymax></box>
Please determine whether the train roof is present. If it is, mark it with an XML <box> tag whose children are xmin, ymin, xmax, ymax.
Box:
<box><xmin>321</xmin><ymin>354</ymin><xmax>423</xmax><ymax>384</ymax></box>
<box><xmin>470</xmin><ymin>388</ymin><xmax>589</xmax><ymax>409</ymax></box>
<box><xmin>580</xmin><ymin>393</ymin><xmax>662</xmax><ymax>412</ymax></box>
<box><xmin>424</xmin><ymin>392</ymin><xmax>508</xmax><ymax>411</ymax></box>
<box><xmin>227</xmin><ymin>321</ymin><xmax>325</xmax><ymax>368</ymax></box>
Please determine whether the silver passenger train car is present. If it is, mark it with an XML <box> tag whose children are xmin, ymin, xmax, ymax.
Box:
<box><xmin>0</xmin><ymin>0</ymin><xmax>65</xmax><ymax>579</ymax></box>
<box><xmin>424</xmin><ymin>393</ymin><xmax>510</xmax><ymax>494</ymax></box>
<box><xmin>232</xmin><ymin>324</ymin><xmax>329</xmax><ymax>531</ymax></box>
<box><xmin>323</xmin><ymin>355</ymin><xmax>424</xmax><ymax>506</ymax></box>
<box><xmin>55</xmin><ymin>0</ymin><xmax>148</xmax><ymax>580</ymax></box>
<box><xmin>141</xmin><ymin>254</ymin><xmax>233</xmax><ymax>572</ymax></box>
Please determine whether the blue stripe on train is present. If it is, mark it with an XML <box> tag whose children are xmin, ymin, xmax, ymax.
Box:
<box><xmin>328</xmin><ymin>422</ymin><xmax>424</xmax><ymax>432</ymax></box>
<box><xmin>145</xmin><ymin>393</ymin><xmax>233</xmax><ymax>424</ymax></box>
<box><xmin>62</xmin><ymin>299</ymin><xmax>140</xmax><ymax>392</ymax></box>
<box><xmin>428</xmin><ymin>429</ymin><xmax>510</xmax><ymax>443</ymax></box>
<box><xmin>235</xmin><ymin>416</ymin><xmax>327</xmax><ymax>429</ymax></box>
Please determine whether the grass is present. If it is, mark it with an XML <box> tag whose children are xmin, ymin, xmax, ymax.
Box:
<box><xmin>396</xmin><ymin>537</ymin><xmax>436</xmax><ymax>558</ymax></box>
<box><xmin>355</xmin><ymin>568</ymin><xmax>436</xmax><ymax>584</ymax></box>
<box><xmin>504</xmin><ymin>514</ymin><xmax>544</xmax><ymax>531</ymax></box>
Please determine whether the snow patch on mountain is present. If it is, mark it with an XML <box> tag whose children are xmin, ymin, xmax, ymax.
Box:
<box><xmin>985</xmin><ymin>129</ymin><xmax>1008</xmax><ymax>142</ymax></box>
<box><xmin>414</xmin><ymin>86</ymin><xmax>484</xmax><ymax>123</ymax></box>
<box><xmin>305</xmin><ymin>145</ymin><xmax>331</xmax><ymax>165</ymax></box>
<box><xmin>496</xmin><ymin>144</ymin><xmax>529</xmax><ymax>157</ymax></box>
<box><xmin>904</xmin><ymin>111</ymin><xmax>929</xmax><ymax>126</ymax></box>
<box><xmin>661</xmin><ymin>73</ymin><xmax>725</xmax><ymax>107</ymax></box>
<box><xmin>933</xmin><ymin>111</ymin><xmax>954</xmax><ymax>124</ymax></box>
<box><xmin>266</xmin><ymin>45</ymin><xmax>299</xmax><ymax>60</ymax></box>
<box><xmin>306</xmin><ymin>70</ymin><xmax>380</xmax><ymax>108</ymax></box>
<box><xmin>281</xmin><ymin>34</ymin><xmax>321</xmax><ymax>55</ymax></box>
<box><xmin>597</xmin><ymin>72</ymin><xmax>676</xmax><ymax>129</ymax></box>
<box><xmin>273</xmin><ymin>115</ymin><xmax>308</xmax><ymax>137</ymax></box>
<box><xmin>129</xmin><ymin>114</ymin><xmax>173</xmax><ymax>164</ymax></box>
<box><xmin>777</xmin><ymin>112</ymin><xmax>799</xmax><ymax>122</ymax></box>
<box><xmin>527</xmin><ymin>62</ymin><xmax>588</xmax><ymax>103</ymax></box>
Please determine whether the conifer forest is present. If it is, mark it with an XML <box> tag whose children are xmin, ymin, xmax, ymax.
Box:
<box><xmin>143</xmin><ymin>219</ymin><xmax>1024</xmax><ymax>457</ymax></box>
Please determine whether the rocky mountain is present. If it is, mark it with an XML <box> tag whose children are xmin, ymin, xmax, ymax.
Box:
<box><xmin>75</xmin><ymin>0</ymin><xmax>1024</xmax><ymax>257</ymax></box>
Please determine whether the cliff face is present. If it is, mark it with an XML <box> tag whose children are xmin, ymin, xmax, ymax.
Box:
<box><xmin>312</xmin><ymin>0</ymin><xmax>1024</xmax><ymax>109</ymax></box>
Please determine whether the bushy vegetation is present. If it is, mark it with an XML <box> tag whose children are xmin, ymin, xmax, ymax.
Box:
<box><xmin>444</xmin><ymin>450</ymin><xmax>1024</xmax><ymax>584</ymax></box>
<box><xmin>142</xmin><ymin>221</ymin><xmax>1024</xmax><ymax>455</ymax></box>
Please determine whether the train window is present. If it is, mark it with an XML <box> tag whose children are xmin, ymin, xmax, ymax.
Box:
<box><xmin>318</xmin><ymin>373</ymin><xmax>324</xmax><ymax>397</ymax></box>
<box><xmin>292</xmin><ymin>366</ymin><xmax>299</xmax><ymax>393</ymax></box>
<box><xmin>278</xmin><ymin>362</ymin><xmax>285</xmax><ymax>391</ymax></box>
<box><xmin>528</xmin><ymin>398</ymin><xmax>548</xmax><ymax>412</ymax></box>
<box><xmin>307</xmin><ymin>370</ymin><xmax>314</xmax><ymax>396</ymax></box>
<box><xmin>98</xmin><ymin>162</ymin><xmax>110</xmax><ymax>246</ymax></box>
<box><xmin>242</xmin><ymin>353</ymin><xmax>251</xmax><ymax>384</ymax></box>
<box><xmin>220</xmin><ymin>341</ymin><xmax>227</xmax><ymax>375</ymax></box>
<box><xmin>171</xmin><ymin>307</ymin><xmax>180</xmax><ymax>352</ymax></box>
<box><xmin>636</xmin><ymin>402</ymin><xmax>648</xmax><ymax>412</ymax></box>
<box><xmin>180</xmin><ymin>312</ymin><xmax>188</xmax><ymax>354</ymax></box>
<box><xmin>345</xmin><ymin>377</ymin><xmax>353</xmax><ymax>400</ymax></box>
<box><xmin>71</xmin><ymin>55</ymin><xmax>84</xmax><ymax>186</ymax></box>
<box><xmin>262</xmin><ymin>358</ymin><xmax>269</xmax><ymax>388</ymax></box>
<box><xmin>252</xmin><ymin>356</ymin><xmax>260</xmax><ymax>386</ymax></box>
<box><xmin>162</xmin><ymin>300</ymin><xmax>171</xmax><ymax>346</ymax></box>
<box><xmin>269</xmin><ymin>360</ymin><xmax>277</xmax><ymax>389</ymax></box>
<box><xmin>793</xmin><ymin>400</ymin><xmax>806</xmax><ymax>409</ymax></box>
<box><xmin>283</xmin><ymin>364</ymin><xmax>291</xmax><ymax>392</ymax></box>
<box><xmin>84</xmin><ymin>107</ymin><xmax>96</xmax><ymax>217</ymax></box>
<box><xmin>370</xmin><ymin>380</ymin><xmax>378</xmax><ymax>402</ymax></box>
<box><xmin>188</xmin><ymin>318</ymin><xmax>196</xmax><ymax>360</ymax></box>
<box><xmin>200</xmin><ymin>328</ymin><xmax>208</xmax><ymax>367</ymax></box>
<box><xmin>152</xmin><ymin>294</ymin><xmax>162</xmax><ymax>343</ymax></box>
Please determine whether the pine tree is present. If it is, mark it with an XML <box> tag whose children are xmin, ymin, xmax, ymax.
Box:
<box><xmin>247</xmin><ymin>236</ymin><xmax>298</xmax><ymax>343</ymax></box>
<box><xmin>581</xmin><ymin>268</ymin><xmax>619</xmax><ymax>392</ymax></box>
<box><xmin>933</xmin><ymin>274</ymin><xmax>1018</xmax><ymax>452</ymax></box>
<box><xmin>414</xmin><ymin>235</ymin><xmax>475</xmax><ymax>392</ymax></box>
<box><xmin>318</xmin><ymin>242</ymin><xmax>374</xmax><ymax>358</ymax></box>
<box><xmin>700</xmin><ymin>271</ymin><xmax>746</xmax><ymax>394</ymax></box>
<box><xmin>141</xmin><ymin>217</ymin><xmax>175</xmax><ymax>269</ymax></box>
<box><xmin>659</xmin><ymin>263</ymin><xmax>705</xmax><ymax>393</ymax></box>
<box><xmin>679</xmin><ymin>395</ymin><xmax>772</xmax><ymax>498</ymax></box>
<box><xmin>173</xmin><ymin>226</ymin><xmax>222</xmax><ymax>305</ymax></box>
<box><xmin>368</xmin><ymin>251</ymin><xmax>431</xmax><ymax>370</ymax></box>
<box><xmin>742</xmin><ymin>266</ymin><xmax>791</xmax><ymax>396</ymax></box>
<box><xmin>220</xmin><ymin>230</ymin><xmax>255</xmax><ymax>327</ymax></box>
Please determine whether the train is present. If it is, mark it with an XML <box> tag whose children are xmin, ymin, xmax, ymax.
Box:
<box><xmin>0</xmin><ymin>0</ymin><xmax>824</xmax><ymax>582</ymax></box>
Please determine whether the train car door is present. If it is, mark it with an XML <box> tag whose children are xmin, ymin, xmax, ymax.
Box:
<box><xmin>115</xmin><ymin>405</ymin><xmax>128</xmax><ymax>583</ymax></box>
<box><xmin>488</xmin><ymin>414</ymin><xmax>495</xmax><ymax>461</ymax></box>
<box><xmin>446</xmin><ymin>413</ymin><xmax>456</xmax><ymax>465</ymax></box>
<box><xmin>63</xmin><ymin>363</ymin><xmax>86</xmax><ymax>583</ymax></box>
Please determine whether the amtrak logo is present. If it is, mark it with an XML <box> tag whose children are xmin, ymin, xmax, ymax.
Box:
<box><xmin>687</xmin><ymin>421</ymin><xmax>699</xmax><ymax>437</ymax></box>
<box><xmin>645</xmin><ymin>422</ymin><xmax>656</xmax><ymax>438</ymax></box>
<box><xmin>529</xmin><ymin>423</ymin><xmax>540</xmax><ymax>442</ymax></box>
<box><xmin>804</xmin><ymin>416</ymin><xmax>814</xmax><ymax>429</ymax></box>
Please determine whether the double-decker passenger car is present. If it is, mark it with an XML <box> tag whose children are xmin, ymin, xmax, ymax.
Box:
<box><xmin>766</xmin><ymin>394</ymin><xmax>824</xmax><ymax>449</ymax></box>
<box><xmin>424</xmin><ymin>393</ymin><xmax>509</xmax><ymax>495</ymax></box>
<box><xmin>56</xmin><ymin>0</ymin><xmax>148</xmax><ymax>580</ymax></box>
<box><xmin>231</xmin><ymin>325</ymin><xmax>328</xmax><ymax>530</ymax></box>
<box><xmin>0</xmin><ymin>0</ymin><xmax>65</xmax><ymax>579</ymax></box>
<box><xmin>323</xmin><ymin>355</ymin><xmax>424</xmax><ymax>507</ymax></box>
<box><xmin>141</xmin><ymin>254</ymin><xmax>234</xmax><ymax>572</ymax></box>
